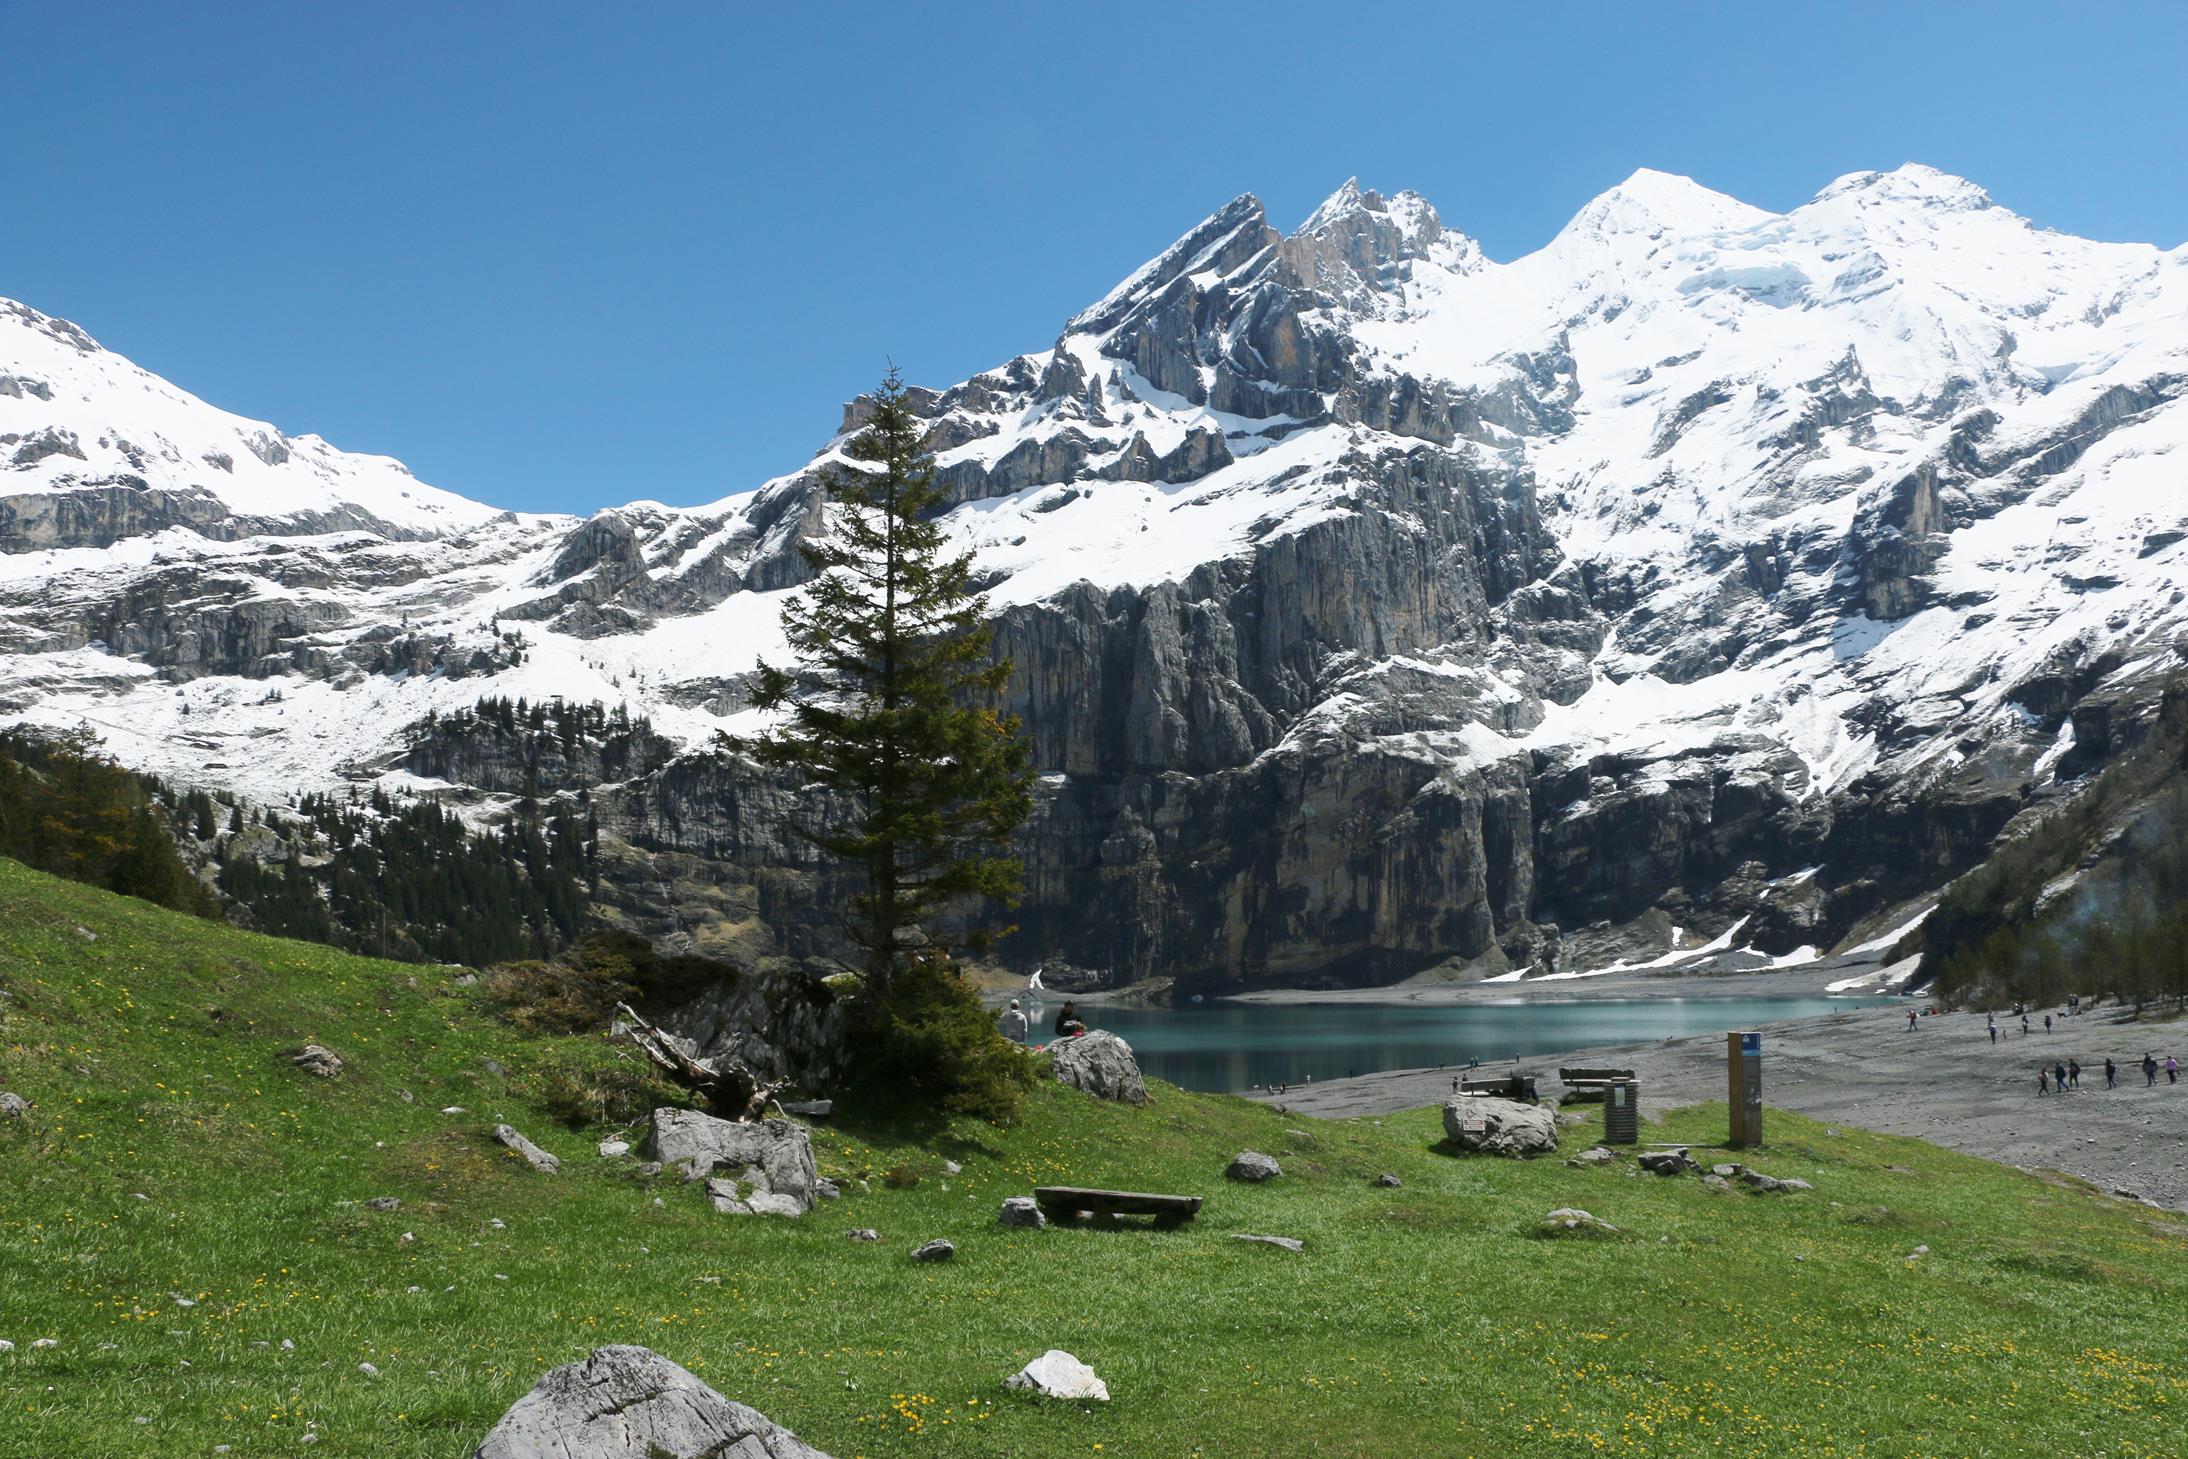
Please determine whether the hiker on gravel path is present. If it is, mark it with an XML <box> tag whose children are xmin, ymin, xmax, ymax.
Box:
<box><xmin>2105</xmin><ymin>1057</ymin><xmax>2118</xmax><ymax>1090</ymax></box>
<box><xmin>2144</xmin><ymin>1053</ymin><xmax>2160</xmax><ymax>1087</ymax></box>
<box><xmin>2038</xmin><ymin>1068</ymin><xmax>2051</xmax><ymax>1096</ymax></box>
<box><xmin>2068</xmin><ymin>1058</ymin><xmax>2081</xmax><ymax>1090</ymax></box>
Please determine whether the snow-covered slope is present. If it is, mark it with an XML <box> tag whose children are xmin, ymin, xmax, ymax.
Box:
<box><xmin>0</xmin><ymin>299</ymin><xmax>504</xmax><ymax>543</ymax></box>
<box><xmin>3</xmin><ymin>164</ymin><xmax>2185</xmax><ymax>985</ymax></box>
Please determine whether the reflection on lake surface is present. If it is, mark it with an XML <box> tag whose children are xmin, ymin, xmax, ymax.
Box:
<box><xmin>1034</xmin><ymin>996</ymin><xmax>1898</xmax><ymax>1093</ymax></box>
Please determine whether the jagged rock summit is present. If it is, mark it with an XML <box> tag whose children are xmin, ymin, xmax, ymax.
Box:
<box><xmin>5</xmin><ymin>163</ymin><xmax>2187</xmax><ymax>988</ymax></box>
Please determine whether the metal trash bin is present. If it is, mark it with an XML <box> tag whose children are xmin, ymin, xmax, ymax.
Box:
<box><xmin>1603</xmin><ymin>1080</ymin><xmax>1639</xmax><ymax>1144</ymax></box>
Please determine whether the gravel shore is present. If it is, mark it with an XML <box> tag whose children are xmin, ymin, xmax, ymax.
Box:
<box><xmin>1254</xmin><ymin>1000</ymin><xmax>2188</xmax><ymax>1212</ymax></box>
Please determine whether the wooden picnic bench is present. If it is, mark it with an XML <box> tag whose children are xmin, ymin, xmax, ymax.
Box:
<box><xmin>1557</xmin><ymin>1067</ymin><xmax>1637</xmax><ymax>1101</ymax></box>
<box><xmin>1034</xmin><ymin>1186</ymin><xmax>1204</xmax><ymax>1228</ymax></box>
<box><xmin>1459</xmin><ymin>1073</ymin><xmax>1539</xmax><ymax>1103</ymax></box>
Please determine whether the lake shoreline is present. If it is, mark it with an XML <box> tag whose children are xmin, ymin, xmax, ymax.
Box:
<box><xmin>1254</xmin><ymin>999</ymin><xmax>2188</xmax><ymax>1213</ymax></box>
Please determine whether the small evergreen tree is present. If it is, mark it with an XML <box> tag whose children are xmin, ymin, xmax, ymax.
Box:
<box><xmin>736</xmin><ymin>368</ymin><xmax>1033</xmax><ymax>1117</ymax></box>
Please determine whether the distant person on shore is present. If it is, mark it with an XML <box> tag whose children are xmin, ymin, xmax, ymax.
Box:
<box><xmin>2105</xmin><ymin>1057</ymin><xmax>2118</xmax><ymax>1089</ymax></box>
<box><xmin>1907</xmin><ymin>1009</ymin><xmax>1918</xmax><ymax>1030</ymax></box>
<box><xmin>1452</xmin><ymin>1076</ymin><xmax>1460</xmax><ymax>1094</ymax></box>
<box><xmin>1988</xmin><ymin>1016</ymin><xmax>1998</xmax><ymax>1045</ymax></box>
<box><xmin>2055</xmin><ymin>1060</ymin><xmax>2068</xmax><ymax>1092</ymax></box>
<box><xmin>998</xmin><ymin>999</ymin><xmax>1028</xmax><ymax>1045</ymax></box>
<box><xmin>2044</xmin><ymin>1013</ymin><xmax>2054</xmax><ymax>1034</ymax></box>
<box><xmin>2169</xmin><ymin>1055</ymin><xmax>2181</xmax><ymax>1085</ymax></box>
<box><xmin>2144</xmin><ymin>1053</ymin><xmax>2160</xmax><ymax>1087</ymax></box>
<box><xmin>1054</xmin><ymin>1000</ymin><xmax>1086</xmax><ymax>1038</ymax></box>
<box><xmin>2022</xmin><ymin>1014</ymin><xmax>2032</xmax><ymax>1036</ymax></box>
<box><xmin>2068</xmin><ymin>1058</ymin><xmax>2081</xmax><ymax>1090</ymax></box>
<box><xmin>2037</xmin><ymin>1067</ymin><xmax>2050</xmax><ymax>1096</ymax></box>
<box><xmin>2069</xmin><ymin>993</ymin><xmax>2080</xmax><ymax>1015</ymax></box>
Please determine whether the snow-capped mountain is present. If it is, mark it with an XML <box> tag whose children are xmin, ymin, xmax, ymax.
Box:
<box><xmin>4</xmin><ymin>163</ymin><xmax>2185</xmax><ymax>986</ymax></box>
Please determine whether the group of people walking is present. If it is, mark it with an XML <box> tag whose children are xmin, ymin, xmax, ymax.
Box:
<box><xmin>2032</xmin><ymin>1049</ymin><xmax>2178</xmax><ymax>1096</ymax></box>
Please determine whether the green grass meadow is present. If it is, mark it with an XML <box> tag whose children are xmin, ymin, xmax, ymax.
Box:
<box><xmin>2</xmin><ymin>856</ymin><xmax>2185</xmax><ymax>1458</ymax></box>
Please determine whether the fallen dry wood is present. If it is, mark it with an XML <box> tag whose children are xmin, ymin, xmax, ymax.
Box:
<box><xmin>613</xmin><ymin>1001</ymin><xmax>787</xmax><ymax>1121</ymax></box>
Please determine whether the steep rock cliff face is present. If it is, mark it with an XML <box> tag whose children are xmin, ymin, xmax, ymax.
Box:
<box><xmin>5</xmin><ymin>164</ymin><xmax>2188</xmax><ymax>987</ymax></box>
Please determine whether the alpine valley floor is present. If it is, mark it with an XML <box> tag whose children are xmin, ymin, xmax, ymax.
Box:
<box><xmin>5</xmin><ymin>858</ymin><xmax>2188</xmax><ymax>1458</ymax></box>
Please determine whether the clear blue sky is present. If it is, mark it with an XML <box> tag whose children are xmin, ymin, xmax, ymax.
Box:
<box><xmin>5</xmin><ymin>2</ymin><xmax>2183</xmax><ymax>517</ymax></box>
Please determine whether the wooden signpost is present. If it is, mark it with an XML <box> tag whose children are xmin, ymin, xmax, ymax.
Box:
<box><xmin>1727</xmin><ymin>1030</ymin><xmax>1762</xmax><ymax>1147</ymax></box>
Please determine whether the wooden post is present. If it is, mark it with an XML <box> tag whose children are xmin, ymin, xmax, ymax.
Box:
<box><xmin>1727</xmin><ymin>1030</ymin><xmax>1762</xmax><ymax>1147</ymax></box>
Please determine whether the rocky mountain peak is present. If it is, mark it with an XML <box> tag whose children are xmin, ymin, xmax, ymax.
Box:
<box><xmin>1067</xmin><ymin>193</ymin><xmax>1278</xmax><ymax>337</ymax></box>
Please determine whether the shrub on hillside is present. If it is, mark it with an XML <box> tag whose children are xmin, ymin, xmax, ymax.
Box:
<box><xmin>842</xmin><ymin>954</ymin><xmax>1027</xmax><ymax>1124</ymax></box>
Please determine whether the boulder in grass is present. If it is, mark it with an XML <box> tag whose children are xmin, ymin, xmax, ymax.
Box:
<box><xmin>1048</xmin><ymin>1031</ymin><xmax>1147</xmax><ymax>1105</ymax></box>
<box><xmin>1638</xmin><ymin>1149</ymin><xmax>1698</xmax><ymax>1177</ymax></box>
<box><xmin>1005</xmin><ymin>1349</ymin><xmax>1109</xmax><ymax>1402</ymax></box>
<box><xmin>290</xmin><ymin>1044</ymin><xmax>344</xmax><ymax>1079</ymax></box>
<box><xmin>649</xmin><ymin>1110</ymin><xmax>819</xmax><ymax>1212</ymax></box>
<box><xmin>1225</xmin><ymin>1151</ymin><xmax>1281</xmax><ymax>1183</ymax></box>
<box><xmin>472</xmin><ymin>1344</ymin><xmax>832</xmax><ymax>1458</ymax></box>
<box><xmin>999</xmin><ymin>1196</ymin><xmax>1047</xmax><ymax>1229</ymax></box>
<box><xmin>1540</xmin><ymin>1207</ymin><xmax>1619</xmax><ymax>1236</ymax></box>
<box><xmin>1440</xmin><ymin>1097</ymin><xmax>1557</xmax><ymax>1157</ymax></box>
<box><xmin>493</xmin><ymin>1125</ymin><xmax>561</xmax><ymax>1174</ymax></box>
<box><xmin>911</xmin><ymin>1239</ymin><xmax>955</xmax><ymax>1263</ymax></box>
<box><xmin>0</xmin><ymin>1092</ymin><xmax>29</xmax><ymax>1120</ymax></box>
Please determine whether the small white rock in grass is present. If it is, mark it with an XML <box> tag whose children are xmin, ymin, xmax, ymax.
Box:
<box><xmin>31</xmin><ymin>1339</ymin><xmax>57</xmax><ymax>1349</ymax></box>
<box><xmin>489</xmin><ymin>1218</ymin><xmax>506</xmax><ymax>1229</ymax></box>
<box><xmin>0</xmin><ymin>1340</ymin><xmax>13</xmax><ymax>1352</ymax></box>
<box><xmin>1005</xmin><ymin>1349</ymin><xmax>1109</xmax><ymax>1401</ymax></box>
<box><xmin>943</xmin><ymin>1160</ymin><xmax>963</xmax><ymax>1176</ymax></box>
<box><xmin>359</xmin><ymin>1362</ymin><xmax>379</xmax><ymax>1377</ymax></box>
<box><xmin>1232</xmin><ymin>1234</ymin><xmax>1304</xmax><ymax>1252</ymax></box>
<box><xmin>599</xmin><ymin>1139</ymin><xmax>630</xmax><ymax>1158</ymax></box>
<box><xmin>440</xmin><ymin>1106</ymin><xmax>466</xmax><ymax>1115</ymax></box>
<box><xmin>280</xmin><ymin>1339</ymin><xmax>295</xmax><ymax>1351</ymax></box>
<box><xmin>132</xmin><ymin>1416</ymin><xmax>149</xmax><ymax>1425</ymax></box>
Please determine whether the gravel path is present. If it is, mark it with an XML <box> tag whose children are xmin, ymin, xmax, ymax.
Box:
<box><xmin>1255</xmin><ymin>1001</ymin><xmax>2188</xmax><ymax>1211</ymax></box>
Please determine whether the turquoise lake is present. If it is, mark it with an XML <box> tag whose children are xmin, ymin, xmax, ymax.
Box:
<box><xmin>1027</xmin><ymin>995</ymin><xmax>1900</xmax><ymax>1093</ymax></box>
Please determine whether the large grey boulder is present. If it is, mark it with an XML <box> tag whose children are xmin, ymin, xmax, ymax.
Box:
<box><xmin>1441</xmin><ymin>1096</ymin><xmax>1558</xmax><ymax>1157</ymax></box>
<box><xmin>649</xmin><ymin>1109</ymin><xmax>819</xmax><ymax>1212</ymax></box>
<box><xmin>0</xmin><ymin>1092</ymin><xmax>29</xmax><ymax>1120</ymax></box>
<box><xmin>472</xmin><ymin>1344</ymin><xmax>832</xmax><ymax>1458</ymax></box>
<box><xmin>1048</xmin><ymin>1031</ymin><xmax>1147</xmax><ymax>1105</ymax></box>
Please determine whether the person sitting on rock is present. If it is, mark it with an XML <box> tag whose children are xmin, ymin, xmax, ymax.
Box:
<box><xmin>1054</xmin><ymin>999</ymin><xmax>1086</xmax><ymax>1038</ymax></box>
<box><xmin>998</xmin><ymin>998</ymin><xmax>1028</xmax><ymax>1045</ymax></box>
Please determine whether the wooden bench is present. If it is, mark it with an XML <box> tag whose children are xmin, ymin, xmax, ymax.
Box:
<box><xmin>1557</xmin><ymin>1067</ymin><xmax>1637</xmax><ymax>1101</ymax></box>
<box><xmin>1034</xmin><ymin>1186</ymin><xmax>1204</xmax><ymax>1228</ymax></box>
<box><xmin>1459</xmin><ymin>1073</ymin><xmax>1539</xmax><ymax>1103</ymax></box>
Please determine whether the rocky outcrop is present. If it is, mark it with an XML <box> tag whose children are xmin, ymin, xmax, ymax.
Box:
<box><xmin>648</xmin><ymin>1109</ymin><xmax>820</xmax><ymax>1211</ymax></box>
<box><xmin>1441</xmin><ymin>1097</ymin><xmax>1558</xmax><ymax>1157</ymax></box>
<box><xmin>472</xmin><ymin>1344</ymin><xmax>832</xmax><ymax>1459</ymax></box>
<box><xmin>1048</xmin><ymin>1031</ymin><xmax>1147</xmax><ymax>1104</ymax></box>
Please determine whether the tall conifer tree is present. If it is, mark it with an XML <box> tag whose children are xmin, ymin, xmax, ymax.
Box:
<box><xmin>740</xmin><ymin>369</ymin><xmax>1033</xmax><ymax>1002</ymax></box>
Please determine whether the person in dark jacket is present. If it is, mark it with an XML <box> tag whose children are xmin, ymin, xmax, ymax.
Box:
<box><xmin>2104</xmin><ymin>1057</ymin><xmax>2118</xmax><ymax>1090</ymax></box>
<box><xmin>1054</xmin><ymin>1000</ymin><xmax>1086</xmax><ymax>1038</ymax></box>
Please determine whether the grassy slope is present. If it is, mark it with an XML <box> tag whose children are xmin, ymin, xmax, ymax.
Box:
<box><xmin>2</xmin><ymin>859</ymin><xmax>2185</xmax><ymax>1459</ymax></box>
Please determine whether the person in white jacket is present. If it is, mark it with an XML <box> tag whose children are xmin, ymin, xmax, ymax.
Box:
<box><xmin>998</xmin><ymin>999</ymin><xmax>1029</xmax><ymax>1045</ymax></box>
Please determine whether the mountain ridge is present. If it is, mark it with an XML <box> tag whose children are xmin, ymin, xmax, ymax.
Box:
<box><xmin>3</xmin><ymin>163</ymin><xmax>2185</xmax><ymax>988</ymax></box>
